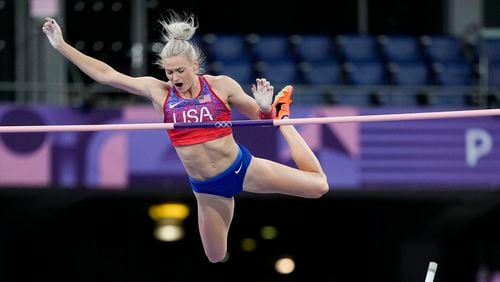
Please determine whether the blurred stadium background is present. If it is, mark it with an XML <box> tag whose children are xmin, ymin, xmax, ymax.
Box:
<box><xmin>1</xmin><ymin>0</ymin><xmax>500</xmax><ymax>281</ymax></box>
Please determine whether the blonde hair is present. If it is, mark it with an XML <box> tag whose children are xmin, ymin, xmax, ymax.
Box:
<box><xmin>156</xmin><ymin>10</ymin><xmax>205</xmax><ymax>73</ymax></box>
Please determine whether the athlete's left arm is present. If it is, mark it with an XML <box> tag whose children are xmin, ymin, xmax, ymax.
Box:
<box><xmin>222</xmin><ymin>76</ymin><xmax>273</xmax><ymax>120</ymax></box>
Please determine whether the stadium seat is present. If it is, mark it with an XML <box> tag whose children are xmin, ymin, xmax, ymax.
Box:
<box><xmin>482</xmin><ymin>39</ymin><xmax>500</xmax><ymax>64</ymax></box>
<box><xmin>378</xmin><ymin>35</ymin><xmax>424</xmax><ymax>63</ymax></box>
<box><xmin>257</xmin><ymin>60</ymin><xmax>300</xmax><ymax>86</ymax></box>
<box><xmin>301</xmin><ymin>61</ymin><xmax>342</xmax><ymax>85</ymax></box>
<box><xmin>211</xmin><ymin>59</ymin><xmax>255</xmax><ymax>85</ymax></box>
<box><xmin>249</xmin><ymin>34</ymin><xmax>294</xmax><ymax>62</ymax></box>
<box><xmin>335</xmin><ymin>34</ymin><xmax>381</xmax><ymax>63</ymax></box>
<box><xmin>291</xmin><ymin>33</ymin><xmax>335</xmax><ymax>63</ymax></box>
<box><xmin>489</xmin><ymin>62</ymin><xmax>500</xmax><ymax>87</ymax></box>
<box><xmin>390</xmin><ymin>62</ymin><xmax>431</xmax><ymax>86</ymax></box>
<box><xmin>421</xmin><ymin>35</ymin><xmax>468</xmax><ymax>64</ymax></box>
<box><xmin>344</xmin><ymin>61</ymin><xmax>387</xmax><ymax>85</ymax></box>
<box><xmin>433</xmin><ymin>61</ymin><xmax>473</xmax><ymax>86</ymax></box>
<box><xmin>204</xmin><ymin>33</ymin><xmax>251</xmax><ymax>62</ymax></box>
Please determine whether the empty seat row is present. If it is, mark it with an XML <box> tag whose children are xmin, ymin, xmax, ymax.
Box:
<box><xmin>195</xmin><ymin>33</ymin><xmax>489</xmax><ymax>87</ymax></box>
<box><xmin>202</xmin><ymin>33</ymin><xmax>476</xmax><ymax>65</ymax></box>
<box><xmin>209</xmin><ymin>55</ymin><xmax>475</xmax><ymax>87</ymax></box>
<box><xmin>281</xmin><ymin>85</ymin><xmax>500</xmax><ymax>108</ymax></box>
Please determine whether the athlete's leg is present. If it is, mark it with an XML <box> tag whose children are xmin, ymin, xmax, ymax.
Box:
<box><xmin>273</xmin><ymin>85</ymin><xmax>324</xmax><ymax>173</ymax></box>
<box><xmin>243</xmin><ymin>157</ymin><xmax>328</xmax><ymax>197</ymax></box>
<box><xmin>278</xmin><ymin>124</ymin><xmax>324</xmax><ymax>173</ymax></box>
<box><xmin>194</xmin><ymin>192</ymin><xmax>234</xmax><ymax>263</ymax></box>
<box><xmin>243</xmin><ymin>86</ymin><xmax>328</xmax><ymax>197</ymax></box>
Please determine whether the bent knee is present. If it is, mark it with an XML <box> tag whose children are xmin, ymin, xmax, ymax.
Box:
<box><xmin>206</xmin><ymin>251</ymin><xmax>227</xmax><ymax>263</ymax></box>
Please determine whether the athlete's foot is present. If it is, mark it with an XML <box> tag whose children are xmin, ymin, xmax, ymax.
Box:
<box><xmin>272</xmin><ymin>85</ymin><xmax>293</xmax><ymax>119</ymax></box>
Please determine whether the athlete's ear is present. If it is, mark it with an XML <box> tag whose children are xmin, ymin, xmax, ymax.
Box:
<box><xmin>193</xmin><ymin>60</ymin><xmax>199</xmax><ymax>74</ymax></box>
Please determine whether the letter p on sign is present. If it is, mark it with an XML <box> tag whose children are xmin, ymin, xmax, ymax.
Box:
<box><xmin>466</xmin><ymin>128</ymin><xmax>493</xmax><ymax>167</ymax></box>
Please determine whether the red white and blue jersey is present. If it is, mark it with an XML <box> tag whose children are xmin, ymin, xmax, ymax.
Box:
<box><xmin>163</xmin><ymin>76</ymin><xmax>232</xmax><ymax>146</ymax></box>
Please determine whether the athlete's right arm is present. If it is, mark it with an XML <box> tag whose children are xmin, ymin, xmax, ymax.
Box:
<box><xmin>41</xmin><ymin>17</ymin><xmax>166</xmax><ymax>99</ymax></box>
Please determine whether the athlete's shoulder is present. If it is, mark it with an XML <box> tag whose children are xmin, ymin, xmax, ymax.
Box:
<box><xmin>137</xmin><ymin>75</ymin><xmax>169</xmax><ymax>86</ymax></box>
<box><xmin>204</xmin><ymin>74</ymin><xmax>236</xmax><ymax>83</ymax></box>
<box><xmin>147</xmin><ymin>79</ymin><xmax>171</xmax><ymax>109</ymax></box>
<box><xmin>200</xmin><ymin>75</ymin><xmax>238</xmax><ymax>102</ymax></box>
<box><xmin>136</xmin><ymin>76</ymin><xmax>170</xmax><ymax>94</ymax></box>
<box><xmin>165</xmin><ymin>80</ymin><xmax>173</xmax><ymax>90</ymax></box>
<box><xmin>203</xmin><ymin>74</ymin><xmax>240</xmax><ymax>90</ymax></box>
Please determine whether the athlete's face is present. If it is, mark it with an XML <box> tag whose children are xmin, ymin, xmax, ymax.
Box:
<box><xmin>164</xmin><ymin>55</ymin><xmax>199</xmax><ymax>92</ymax></box>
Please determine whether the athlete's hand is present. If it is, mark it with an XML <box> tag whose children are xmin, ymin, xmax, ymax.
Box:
<box><xmin>42</xmin><ymin>17</ymin><xmax>64</xmax><ymax>49</ymax></box>
<box><xmin>252</xmin><ymin>78</ymin><xmax>274</xmax><ymax>113</ymax></box>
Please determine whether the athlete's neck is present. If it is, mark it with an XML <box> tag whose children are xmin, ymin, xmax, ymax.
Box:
<box><xmin>179</xmin><ymin>77</ymin><xmax>201</xmax><ymax>99</ymax></box>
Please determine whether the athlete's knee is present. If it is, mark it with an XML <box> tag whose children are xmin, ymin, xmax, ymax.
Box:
<box><xmin>206</xmin><ymin>251</ymin><xmax>227</xmax><ymax>263</ymax></box>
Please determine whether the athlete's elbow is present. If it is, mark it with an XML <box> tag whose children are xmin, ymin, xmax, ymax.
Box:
<box><xmin>93</xmin><ymin>65</ymin><xmax>118</xmax><ymax>86</ymax></box>
<box><xmin>96</xmin><ymin>71</ymin><xmax>114</xmax><ymax>85</ymax></box>
<box><xmin>311</xmin><ymin>173</ymin><xmax>329</xmax><ymax>198</ymax></box>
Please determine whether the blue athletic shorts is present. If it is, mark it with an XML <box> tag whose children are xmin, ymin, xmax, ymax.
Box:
<box><xmin>189</xmin><ymin>144</ymin><xmax>253</xmax><ymax>198</ymax></box>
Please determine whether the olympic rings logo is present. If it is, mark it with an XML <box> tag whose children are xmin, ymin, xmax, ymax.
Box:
<box><xmin>215</xmin><ymin>121</ymin><xmax>232</xmax><ymax>128</ymax></box>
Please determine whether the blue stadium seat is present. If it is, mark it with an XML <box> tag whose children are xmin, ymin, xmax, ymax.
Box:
<box><xmin>302</xmin><ymin>61</ymin><xmax>342</xmax><ymax>85</ymax></box>
<box><xmin>378</xmin><ymin>35</ymin><xmax>424</xmax><ymax>63</ymax></box>
<box><xmin>335</xmin><ymin>34</ymin><xmax>380</xmax><ymax>63</ymax></box>
<box><xmin>482</xmin><ymin>39</ymin><xmax>500</xmax><ymax>63</ymax></box>
<box><xmin>258</xmin><ymin>60</ymin><xmax>300</xmax><ymax>86</ymax></box>
<box><xmin>249</xmin><ymin>34</ymin><xmax>294</xmax><ymax>62</ymax></box>
<box><xmin>212</xmin><ymin>60</ymin><xmax>255</xmax><ymax>85</ymax></box>
<box><xmin>204</xmin><ymin>33</ymin><xmax>251</xmax><ymax>62</ymax></box>
<box><xmin>345</xmin><ymin>61</ymin><xmax>387</xmax><ymax>85</ymax></box>
<box><xmin>421</xmin><ymin>35</ymin><xmax>468</xmax><ymax>64</ymax></box>
<box><xmin>390</xmin><ymin>62</ymin><xmax>431</xmax><ymax>85</ymax></box>
<box><xmin>489</xmin><ymin>62</ymin><xmax>500</xmax><ymax>87</ymax></box>
<box><xmin>433</xmin><ymin>61</ymin><xmax>473</xmax><ymax>86</ymax></box>
<box><xmin>291</xmin><ymin>33</ymin><xmax>335</xmax><ymax>63</ymax></box>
